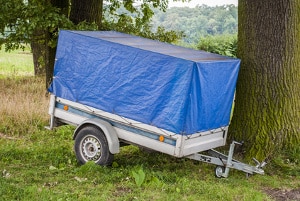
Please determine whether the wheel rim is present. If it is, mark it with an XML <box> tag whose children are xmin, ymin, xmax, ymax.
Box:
<box><xmin>80</xmin><ymin>135</ymin><xmax>102</xmax><ymax>162</ymax></box>
<box><xmin>215</xmin><ymin>166</ymin><xmax>224</xmax><ymax>178</ymax></box>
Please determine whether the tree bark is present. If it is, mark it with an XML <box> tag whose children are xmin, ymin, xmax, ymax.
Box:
<box><xmin>31</xmin><ymin>30</ymin><xmax>46</xmax><ymax>76</ymax></box>
<box><xmin>45</xmin><ymin>32</ymin><xmax>57</xmax><ymax>88</ymax></box>
<box><xmin>70</xmin><ymin>0</ymin><xmax>103</xmax><ymax>28</ymax></box>
<box><xmin>31</xmin><ymin>30</ymin><xmax>58</xmax><ymax>88</ymax></box>
<box><xmin>30</xmin><ymin>0</ymin><xmax>69</xmax><ymax>88</ymax></box>
<box><xmin>229</xmin><ymin>1</ymin><xmax>300</xmax><ymax>160</ymax></box>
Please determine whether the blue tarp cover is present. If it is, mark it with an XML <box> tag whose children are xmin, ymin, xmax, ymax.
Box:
<box><xmin>49</xmin><ymin>30</ymin><xmax>240</xmax><ymax>135</ymax></box>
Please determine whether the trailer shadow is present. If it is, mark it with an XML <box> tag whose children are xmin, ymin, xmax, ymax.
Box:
<box><xmin>115</xmin><ymin>145</ymin><xmax>217</xmax><ymax>177</ymax></box>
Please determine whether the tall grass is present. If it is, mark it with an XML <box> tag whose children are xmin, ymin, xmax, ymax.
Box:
<box><xmin>0</xmin><ymin>76</ymin><xmax>48</xmax><ymax>136</ymax></box>
<box><xmin>0</xmin><ymin>44</ymin><xmax>47</xmax><ymax>137</ymax></box>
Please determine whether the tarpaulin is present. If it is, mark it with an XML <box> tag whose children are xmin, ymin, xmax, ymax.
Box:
<box><xmin>49</xmin><ymin>30</ymin><xmax>240</xmax><ymax>135</ymax></box>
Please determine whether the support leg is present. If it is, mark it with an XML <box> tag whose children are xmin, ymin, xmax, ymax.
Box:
<box><xmin>222</xmin><ymin>141</ymin><xmax>242</xmax><ymax>177</ymax></box>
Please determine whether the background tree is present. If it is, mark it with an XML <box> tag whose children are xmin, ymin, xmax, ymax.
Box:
<box><xmin>197</xmin><ymin>34</ymin><xmax>237</xmax><ymax>57</ymax></box>
<box><xmin>229</xmin><ymin>0</ymin><xmax>300</xmax><ymax>160</ymax></box>
<box><xmin>151</xmin><ymin>5</ymin><xmax>238</xmax><ymax>44</ymax></box>
<box><xmin>70</xmin><ymin>0</ymin><xmax>103</xmax><ymax>27</ymax></box>
<box><xmin>0</xmin><ymin>0</ymin><xmax>71</xmax><ymax>88</ymax></box>
<box><xmin>30</xmin><ymin>0</ymin><xmax>70</xmax><ymax>87</ymax></box>
<box><xmin>0</xmin><ymin>0</ymin><xmax>184</xmax><ymax>88</ymax></box>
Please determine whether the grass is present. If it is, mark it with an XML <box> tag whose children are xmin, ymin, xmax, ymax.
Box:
<box><xmin>0</xmin><ymin>45</ymin><xmax>34</xmax><ymax>76</ymax></box>
<box><xmin>0</xmin><ymin>49</ymin><xmax>299</xmax><ymax>200</ymax></box>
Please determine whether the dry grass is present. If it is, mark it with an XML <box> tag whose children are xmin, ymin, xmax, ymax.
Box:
<box><xmin>0</xmin><ymin>76</ymin><xmax>49</xmax><ymax>136</ymax></box>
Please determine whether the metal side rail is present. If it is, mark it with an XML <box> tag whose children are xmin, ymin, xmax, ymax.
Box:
<box><xmin>186</xmin><ymin>141</ymin><xmax>266</xmax><ymax>178</ymax></box>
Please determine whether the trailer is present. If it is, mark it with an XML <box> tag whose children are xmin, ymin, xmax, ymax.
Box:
<box><xmin>47</xmin><ymin>30</ymin><xmax>265</xmax><ymax>177</ymax></box>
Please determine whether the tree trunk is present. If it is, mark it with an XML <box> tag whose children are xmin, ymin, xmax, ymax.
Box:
<box><xmin>31</xmin><ymin>30</ymin><xmax>57</xmax><ymax>88</ymax></box>
<box><xmin>30</xmin><ymin>0</ymin><xmax>69</xmax><ymax>88</ymax></box>
<box><xmin>45</xmin><ymin>32</ymin><xmax>57</xmax><ymax>88</ymax></box>
<box><xmin>70</xmin><ymin>0</ymin><xmax>103</xmax><ymax>28</ymax></box>
<box><xmin>31</xmin><ymin>30</ymin><xmax>46</xmax><ymax>76</ymax></box>
<box><xmin>229</xmin><ymin>1</ymin><xmax>300</xmax><ymax>160</ymax></box>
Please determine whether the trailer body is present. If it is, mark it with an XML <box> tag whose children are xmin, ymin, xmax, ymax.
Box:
<box><xmin>47</xmin><ymin>30</ymin><xmax>265</xmax><ymax>177</ymax></box>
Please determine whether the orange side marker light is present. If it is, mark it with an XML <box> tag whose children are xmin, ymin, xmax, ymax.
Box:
<box><xmin>159</xmin><ymin>135</ymin><xmax>165</xmax><ymax>142</ymax></box>
<box><xmin>63</xmin><ymin>105</ymin><xmax>69</xmax><ymax>111</ymax></box>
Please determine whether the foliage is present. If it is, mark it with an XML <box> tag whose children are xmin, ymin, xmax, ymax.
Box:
<box><xmin>102</xmin><ymin>2</ymin><xmax>184</xmax><ymax>43</ymax></box>
<box><xmin>0</xmin><ymin>1</ymin><xmax>237</xmax><ymax>51</ymax></box>
<box><xmin>0</xmin><ymin>2</ymin><xmax>238</xmax><ymax>66</ymax></box>
<box><xmin>197</xmin><ymin>34</ymin><xmax>237</xmax><ymax>57</ymax></box>
<box><xmin>151</xmin><ymin>5</ymin><xmax>238</xmax><ymax>44</ymax></box>
<box><xmin>0</xmin><ymin>0</ymin><xmax>185</xmax><ymax>53</ymax></box>
<box><xmin>0</xmin><ymin>0</ymin><xmax>72</xmax><ymax>51</ymax></box>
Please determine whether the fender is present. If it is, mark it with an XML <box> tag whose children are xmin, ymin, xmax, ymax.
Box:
<box><xmin>73</xmin><ymin>118</ymin><xmax>120</xmax><ymax>154</ymax></box>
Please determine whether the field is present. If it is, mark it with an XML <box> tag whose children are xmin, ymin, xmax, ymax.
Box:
<box><xmin>0</xmin><ymin>47</ymin><xmax>299</xmax><ymax>201</ymax></box>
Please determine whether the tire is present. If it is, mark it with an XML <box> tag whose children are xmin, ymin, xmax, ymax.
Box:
<box><xmin>74</xmin><ymin>125</ymin><xmax>113</xmax><ymax>166</ymax></box>
<box><xmin>215</xmin><ymin>166</ymin><xmax>225</xmax><ymax>178</ymax></box>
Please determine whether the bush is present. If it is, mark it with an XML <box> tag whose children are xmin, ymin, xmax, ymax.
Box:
<box><xmin>197</xmin><ymin>34</ymin><xmax>237</xmax><ymax>57</ymax></box>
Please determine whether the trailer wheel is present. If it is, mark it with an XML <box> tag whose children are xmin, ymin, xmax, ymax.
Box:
<box><xmin>215</xmin><ymin>166</ymin><xmax>225</xmax><ymax>178</ymax></box>
<box><xmin>74</xmin><ymin>125</ymin><xmax>113</xmax><ymax>166</ymax></box>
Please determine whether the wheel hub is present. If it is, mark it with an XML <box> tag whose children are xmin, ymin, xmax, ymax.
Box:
<box><xmin>81</xmin><ymin>135</ymin><xmax>102</xmax><ymax>161</ymax></box>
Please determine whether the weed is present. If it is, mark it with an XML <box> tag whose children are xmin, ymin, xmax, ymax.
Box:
<box><xmin>270</xmin><ymin>147</ymin><xmax>300</xmax><ymax>176</ymax></box>
<box><xmin>132</xmin><ymin>167</ymin><xmax>146</xmax><ymax>187</ymax></box>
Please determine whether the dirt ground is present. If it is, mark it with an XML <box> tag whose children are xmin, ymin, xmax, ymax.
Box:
<box><xmin>264</xmin><ymin>188</ymin><xmax>300</xmax><ymax>201</ymax></box>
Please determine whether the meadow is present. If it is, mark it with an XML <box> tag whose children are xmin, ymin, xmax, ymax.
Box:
<box><xmin>0</xmin><ymin>47</ymin><xmax>299</xmax><ymax>201</ymax></box>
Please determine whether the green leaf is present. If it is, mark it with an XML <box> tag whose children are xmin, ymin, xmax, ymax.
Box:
<box><xmin>132</xmin><ymin>168</ymin><xmax>145</xmax><ymax>187</ymax></box>
<box><xmin>49</xmin><ymin>165</ymin><xmax>57</xmax><ymax>170</ymax></box>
